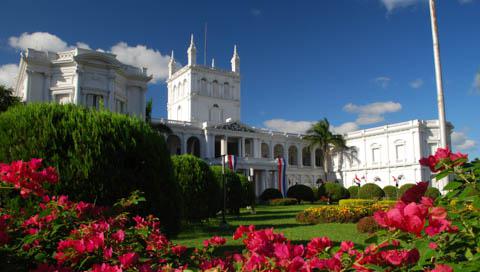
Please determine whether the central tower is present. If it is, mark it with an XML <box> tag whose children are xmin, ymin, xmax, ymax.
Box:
<box><xmin>166</xmin><ymin>35</ymin><xmax>241</xmax><ymax>124</ymax></box>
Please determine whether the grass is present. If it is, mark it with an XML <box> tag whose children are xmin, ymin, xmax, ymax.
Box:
<box><xmin>172</xmin><ymin>204</ymin><xmax>367</xmax><ymax>250</ymax></box>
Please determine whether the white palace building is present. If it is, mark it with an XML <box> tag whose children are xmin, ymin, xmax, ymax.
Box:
<box><xmin>13</xmin><ymin>36</ymin><xmax>452</xmax><ymax>196</ymax></box>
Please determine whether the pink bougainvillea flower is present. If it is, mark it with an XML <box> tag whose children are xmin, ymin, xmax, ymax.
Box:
<box><xmin>401</xmin><ymin>182</ymin><xmax>429</xmax><ymax>204</ymax></box>
<box><xmin>429</xmin><ymin>242</ymin><xmax>438</xmax><ymax>250</ymax></box>
<box><xmin>431</xmin><ymin>264</ymin><xmax>454</xmax><ymax>272</ymax></box>
<box><xmin>118</xmin><ymin>252</ymin><xmax>138</xmax><ymax>268</ymax></box>
<box><xmin>91</xmin><ymin>263</ymin><xmax>123</xmax><ymax>272</ymax></box>
<box><xmin>111</xmin><ymin>229</ymin><xmax>125</xmax><ymax>242</ymax></box>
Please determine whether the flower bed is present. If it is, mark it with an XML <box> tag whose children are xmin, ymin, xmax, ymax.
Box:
<box><xmin>0</xmin><ymin>146</ymin><xmax>479</xmax><ymax>271</ymax></box>
<box><xmin>296</xmin><ymin>203</ymin><xmax>392</xmax><ymax>224</ymax></box>
<box><xmin>338</xmin><ymin>199</ymin><xmax>397</xmax><ymax>207</ymax></box>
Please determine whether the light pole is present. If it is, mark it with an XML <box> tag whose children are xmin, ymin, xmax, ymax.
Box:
<box><xmin>221</xmin><ymin>154</ymin><xmax>227</xmax><ymax>226</ymax></box>
<box><xmin>248</xmin><ymin>168</ymin><xmax>256</xmax><ymax>214</ymax></box>
<box><xmin>429</xmin><ymin>0</ymin><xmax>449</xmax><ymax>190</ymax></box>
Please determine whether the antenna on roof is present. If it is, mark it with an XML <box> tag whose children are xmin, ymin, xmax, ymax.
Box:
<box><xmin>204</xmin><ymin>23</ymin><xmax>207</xmax><ymax>66</ymax></box>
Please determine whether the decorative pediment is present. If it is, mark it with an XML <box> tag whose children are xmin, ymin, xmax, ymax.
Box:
<box><xmin>211</xmin><ymin>121</ymin><xmax>256</xmax><ymax>133</ymax></box>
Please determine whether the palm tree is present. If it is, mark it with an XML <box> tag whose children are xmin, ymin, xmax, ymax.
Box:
<box><xmin>304</xmin><ymin>118</ymin><xmax>351</xmax><ymax>182</ymax></box>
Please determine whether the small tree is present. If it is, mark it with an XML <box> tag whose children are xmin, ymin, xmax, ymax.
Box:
<box><xmin>0</xmin><ymin>85</ymin><xmax>21</xmax><ymax>113</ymax></box>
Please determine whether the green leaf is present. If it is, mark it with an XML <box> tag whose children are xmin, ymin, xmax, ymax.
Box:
<box><xmin>443</xmin><ymin>181</ymin><xmax>463</xmax><ymax>191</ymax></box>
<box><xmin>364</xmin><ymin>235</ymin><xmax>378</xmax><ymax>244</ymax></box>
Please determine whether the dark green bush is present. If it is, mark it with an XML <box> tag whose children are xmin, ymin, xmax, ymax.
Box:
<box><xmin>318</xmin><ymin>183</ymin><xmax>350</xmax><ymax>202</ymax></box>
<box><xmin>260</xmin><ymin>188</ymin><xmax>283</xmax><ymax>202</ymax></box>
<box><xmin>383</xmin><ymin>185</ymin><xmax>398</xmax><ymax>200</ymax></box>
<box><xmin>238</xmin><ymin>174</ymin><xmax>256</xmax><ymax>207</ymax></box>
<box><xmin>171</xmin><ymin>155</ymin><xmax>215</xmax><ymax>221</ymax></box>
<box><xmin>287</xmin><ymin>184</ymin><xmax>315</xmax><ymax>203</ymax></box>
<box><xmin>0</xmin><ymin>104</ymin><xmax>180</xmax><ymax>235</ymax></box>
<box><xmin>348</xmin><ymin>186</ymin><xmax>359</xmax><ymax>199</ymax></box>
<box><xmin>398</xmin><ymin>183</ymin><xmax>415</xmax><ymax>198</ymax></box>
<box><xmin>210</xmin><ymin>166</ymin><xmax>242</xmax><ymax>215</ymax></box>
<box><xmin>358</xmin><ymin>183</ymin><xmax>385</xmax><ymax>200</ymax></box>
<box><xmin>425</xmin><ymin>187</ymin><xmax>441</xmax><ymax>200</ymax></box>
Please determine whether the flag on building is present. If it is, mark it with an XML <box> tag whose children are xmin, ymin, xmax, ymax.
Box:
<box><xmin>277</xmin><ymin>157</ymin><xmax>287</xmax><ymax>197</ymax></box>
<box><xmin>226</xmin><ymin>155</ymin><xmax>237</xmax><ymax>172</ymax></box>
<box><xmin>354</xmin><ymin>174</ymin><xmax>361</xmax><ymax>186</ymax></box>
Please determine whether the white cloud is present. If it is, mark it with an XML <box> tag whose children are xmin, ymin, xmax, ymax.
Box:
<box><xmin>373</xmin><ymin>76</ymin><xmax>391</xmax><ymax>88</ymax></box>
<box><xmin>451</xmin><ymin>131</ymin><xmax>477</xmax><ymax>152</ymax></box>
<box><xmin>110</xmin><ymin>42</ymin><xmax>171</xmax><ymax>83</ymax></box>
<box><xmin>8</xmin><ymin>32</ymin><xmax>90</xmax><ymax>52</ymax></box>
<box><xmin>331</xmin><ymin>122</ymin><xmax>359</xmax><ymax>134</ymax></box>
<box><xmin>343</xmin><ymin>101</ymin><xmax>402</xmax><ymax>126</ymax></box>
<box><xmin>263</xmin><ymin>119</ymin><xmax>314</xmax><ymax>134</ymax></box>
<box><xmin>380</xmin><ymin>0</ymin><xmax>423</xmax><ymax>12</ymax></box>
<box><xmin>0</xmin><ymin>64</ymin><xmax>19</xmax><ymax>88</ymax></box>
<box><xmin>355</xmin><ymin>115</ymin><xmax>384</xmax><ymax>125</ymax></box>
<box><xmin>410</xmin><ymin>78</ymin><xmax>424</xmax><ymax>89</ymax></box>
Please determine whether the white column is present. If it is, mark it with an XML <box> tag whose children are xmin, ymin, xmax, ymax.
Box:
<box><xmin>297</xmin><ymin>144</ymin><xmax>302</xmax><ymax>168</ymax></box>
<box><xmin>311</xmin><ymin>146</ymin><xmax>316</xmax><ymax>168</ymax></box>
<box><xmin>43</xmin><ymin>72</ymin><xmax>51</xmax><ymax>102</ymax></box>
<box><xmin>253</xmin><ymin>139</ymin><xmax>261</xmax><ymax>158</ymax></box>
<box><xmin>204</xmin><ymin>133</ymin><xmax>214</xmax><ymax>159</ymax></box>
<box><xmin>221</xmin><ymin>136</ymin><xmax>228</xmax><ymax>156</ymax></box>
<box><xmin>74</xmin><ymin>66</ymin><xmax>83</xmax><ymax>105</ymax></box>
<box><xmin>283</xmin><ymin>143</ymin><xmax>289</xmax><ymax>163</ymax></box>
<box><xmin>24</xmin><ymin>69</ymin><xmax>33</xmax><ymax>102</ymax></box>
<box><xmin>241</xmin><ymin>137</ymin><xmax>246</xmax><ymax>157</ymax></box>
<box><xmin>181</xmin><ymin>134</ymin><xmax>188</xmax><ymax>154</ymax></box>
<box><xmin>270</xmin><ymin>141</ymin><xmax>274</xmax><ymax>159</ymax></box>
<box><xmin>107</xmin><ymin>70</ymin><xmax>116</xmax><ymax>112</ymax></box>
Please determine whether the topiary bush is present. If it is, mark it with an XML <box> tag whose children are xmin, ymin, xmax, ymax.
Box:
<box><xmin>287</xmin><ymin>184</ymin><xmax>315</xmax><ymax>203</ymax></box>
<box><xmin>383</xmin><ymin>185</ymin><xmax>398</xmax><ymax>200</ymax></box>
<box><xmin>357</xmin><ymin>216</ymin><xmax>380</xmax><ymax>234</ymax></box>
<box><xmin>358</xmin><ymin>183</ymin><xmax>385</xmax><ymax>200</ymax></box>
<box><xmin>398</xmin><ymin>183</ymin><xmax>415</xmax><ymax>199</ymax></box>
<box><xmin>348</xmin><ymin>186</ymin><xmax>359</xmax><ymax>199</ymax></box>
<box><xmin>171</xmin><ymin>155</ymin><xmax>216</xmax><ymax>221</ymax></box>
<box><xmin>210</xmin><ymin>166</ymin><xmax>242</xmax><ymax>215</ymax></box>
<box><xmin>268</xmin><ymin>198</ymin><xmax>298</xmax><ymax>206</ymax></box>
<box><xmin>425</xmin><ymin>187</ymin><xmax>441</xmax><ymax>200</ymax></box>
<box><xmin>318</xmin><ymin>183</ymin><xmax>350</xmax><ymax>202</ymax></box>
<box><xmin>238</xmin><ymin>173</ymin><xmax>256</xmax><ymax>208</ymax></box>
<box><xmin>260</xmin><ymin>188</ymin><xmax>283</xmax><ymax>202</ymax></box>
<box><xmin>0</xmin><ymin>103</ymin><xmax>181</xmax><ymax>235</ymax></box>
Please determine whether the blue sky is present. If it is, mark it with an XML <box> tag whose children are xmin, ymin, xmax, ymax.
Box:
<box><xmin>0</xmin><ymin>0</ymin><xmax>479</xmax><ymax>157</ymax></box>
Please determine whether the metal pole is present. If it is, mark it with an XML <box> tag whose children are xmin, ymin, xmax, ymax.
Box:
<box><xmin>429</xmin><ymin>0</ymin><xmax>449</xmax><ymax>191</ymax></box>
<box><xmin>429</xmin><ymin>0</ymin><xmax>448</xmax><ymax>148</ymax></box>
<box><xmin>221</xmin><ymin>154</ymin><xmax>227</xmax><ymax>225</ymax></box>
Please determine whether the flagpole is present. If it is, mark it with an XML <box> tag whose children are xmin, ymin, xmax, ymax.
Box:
<box><xmin>429</xmin><ymin>0</ymin><xmax>448</xmax><ymax>148</ymax></box>
<box><xmin>429</xmin><ymin>0</ymin><xmax>449</xmax><ymax>191</ymax></box>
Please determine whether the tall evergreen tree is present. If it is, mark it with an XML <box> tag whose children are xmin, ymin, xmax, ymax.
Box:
<box><xmin>0</xmin><ymin>85</ymin><xmax>21</xmax><ymax>113</ymax></box>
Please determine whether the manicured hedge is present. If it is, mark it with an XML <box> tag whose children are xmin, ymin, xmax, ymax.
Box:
<box><xmin>348</xmin><ymin>186</ymin><xmax>359</xmax><ymax>199</ymax></box>
<box><xmin>171</xmin><ymin>155</ymin><xmax>215</xmax><ymax>221</ymax></box>
<box><xmin>260</xmin><ymin>188</ymin><xmax>283</xmax><ymax>202</ymax></box>
<box><xmin>238</xmin><ymin>173</ymin><xmax>256</xmax><ymax>207</ymax></box>
<box><xmin>318</xmin><ymin>183</ymin><xmax>350</xmax><ymax>202</ymax></box>
<box><xmin>398</xmin><ymin>183</ymin><xmax>415</xmax><ymax>198</ymax></box>
<box><xmin>210</xmin><ymin>166</ymin><xmax>243</xmax><ymax>215</ymax></box>
<box><xmin>0</xmin><ymin>104</ymin><xmax>181</xmax><ymax>235</ymax></box>
<box><xmin>287</xmin><ymin>184</ymin><xmax>315</xmax><ymax>203</ymax></box>
<box><xmin>358</xmin><ymin>183</ymin><xmax>385</xmax><ymax>200</ymax></box>
<box><xmin>425</xmin><ymin>187</ymin><xmax>441</xmax><ymax>200</ymax></box>
<box><xmin>357</xmin><ymin>216</ymin><xmax>380</xmax><ymax>234</ymax></box>
<box><xmin>268</xmin><ymin>198</ymin><xmax>298</xmax><ymax>206</ymax></box>
<box><xmin>383</xmin><ymin>185</ymin><xmax>398</xmax><ymax>200</ymax></box>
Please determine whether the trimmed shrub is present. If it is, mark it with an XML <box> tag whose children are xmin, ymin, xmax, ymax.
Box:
<box><xmin>260</xmin><ymin>188</ymin><xmax>283</xmax><ymax>202</ymax></box>
<box><xmin>358</xmin><ymin>183</ymin><xmax>385</xmax><ymax>200</ymax></box>
<box><xmin>238</xmin><ymin>174</ymin><xmax>256</xmax><ymax>207</ymax></box>
<box><xmin>383</xmin><ymin>185</ymin><xmax>398</xmax><ymax>200</ymax></box>
<box><xmin>348</xmin><ymin>186</ymin><xmax>359</xmax><ymax>199</ymax></box>
<box><xmin>425</xmin><ymin>187</ymin><xmax>441</xmax><ymax>200</ymax></box>
<box><xmin>357</xmin><ymin>216</ymin><xmax>380</xmax><ymax>234</ymax></box>
<box><xmin>269</xmin><ymin>198</ymin><xmax>298</xmax><ymax>206</ymax></box>
<box><xmin>287</xmin><ymin>184</ymin><xmax>315</xmax><ymax>203</ymax></box>
<box><xmin>0</xmin><ymin>104</ymin><xmax>180</xmax><ymax>235</ymax></box>
<box><xmin>210</xmin><ymin>166</ymin><xmax>242</xmax><ymax>215</ymax></box>
<box><xmin>318</xmin><ymin>183</ymin><xmax>350</xmax><ymax>202</ymax></box>
<box><xmin>296</xmin><ymin>204</ymin><xmax>391</xmax><ymax>224</ymax></box>
<box><xmin>171</xmin><ymin>155</ymin><xmax>215</xmax><ymax>221</ymax></box>
<box><xmin>398</xmin><ymin>183</ymin><xmax>415</xmax><ymax>198</ymax></box>
<box><xmin>339</xmin><ymin>199</ymin><xmax>397</xmax><ymax>207</ymax></box>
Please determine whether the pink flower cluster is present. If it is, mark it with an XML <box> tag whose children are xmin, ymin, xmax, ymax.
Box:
<box><xmin>374</xmin><ymin>182</ymin><xmax>457</xmax><ymax>237</ymax></box>
<box><xmin>419</xmin><ymin>146</ymin><xmax>468</xmax><ymax>172</ymax></box>
<box><xmin>0</xmin><ymin>158</ymin><xmax>58</xmax><ymax>198</ymax></box>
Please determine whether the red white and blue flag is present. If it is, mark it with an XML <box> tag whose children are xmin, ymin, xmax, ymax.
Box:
<box><xmin>354</xmin><ymin>174</ymin><xmax>361</xmax><ymax>186</ymax></box>
<box><xmin>226</xmin><ymin>155</ymin><xmax>237</xmax><ymax>172</ymax></box>
<box><xmin>277</xmin><ymin>157</ymin><xmax>287</xmax><ymax>197</ymax></box>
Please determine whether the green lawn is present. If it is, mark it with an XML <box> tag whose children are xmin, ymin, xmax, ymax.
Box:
<box><xmin>172</xmin><ymin>204</ymin><xmax>367</xmax><ymax>250</ymax></box>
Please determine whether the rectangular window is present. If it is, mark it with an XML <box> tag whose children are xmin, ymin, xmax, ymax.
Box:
<box><xmin>115</xmin><ymin>99</ymin><xmax>125</xmax><ymax>113</ymax></box>
<box><xmin>372</xmin><ymin>148</ymin><xmax>380</xmax><ymax>164</ymax></box>
<box><xmin>86</xmin><ymin>94</ymin><xmax>104</xmax><ymax>110</ymax></box>
<box><xmin>395</xmin><ymin>145</ymin><xmax>405</xmax><ymax>162</ymax></box>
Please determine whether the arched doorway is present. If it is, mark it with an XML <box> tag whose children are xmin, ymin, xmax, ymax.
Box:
<box><xmin>288</xmin><ymin>145</ymin><xmax>298</xmax><ymax>165</ymax></box>
<box><xmin>166</xmin><ymin>135</ymin><xmax>181</xmax><ymax>155</ymax></box>
<box><xmin>274</xmin><ymin>144</ymin><xmax>284</xmax><ymax>159</ymax></box>
<box><xmin>187</xmin><ymin>136</ymin><xmax>201</xmax><ymax>157</ymax></box>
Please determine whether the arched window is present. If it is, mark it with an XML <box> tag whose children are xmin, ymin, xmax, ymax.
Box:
<box><xmin>371</xmin><ymin>143</ymin><xmax>381</xmax><ymax>164</ymax></box>
<box><xmin>187</xmin><ymin>136</ymin><xmax>201</xmax><ymax>157</ymax></box>
<box><xmin>177</xmin><ymin>82</ymin><xmax>182</xmax><ymax>99</ymax></box>
<box><xmin>350</xmin><ymin>148</ymin><xmax>358</xmax><ymax>166</ymax></box>
<box><xmin>176</xmin><ymin>105</ymin><xmax>182</xmax><ymax>120</ymax></box>
<box><xmin>212</xmin><ymin>80</ymin><xmax>219</xmax><ymax>97</ymax></box>
<box><xmin>209</xmin><ymin>104</ymin><xmax>222</xmax><ymax>122</ymax></box>
<box><xmin>201</xmin><ymin>78</ymin><xmax>207</xmax><ymax>95</ymax></box>
<box><xmin>274</xmin><ymin>144</ymin><xmax>284</xmax><ymax>158</ymax></box>
<box><xmin>302</xmin><ymin>147</ymin><xmax>311</xmax><ymax>166</ymax></box>
<box><xmin>394</xmin><ymin>140</ymin><xmax>406</xmax><ymax>162</ymax></box>
<box><xmin>288</xmin><ymin>145</ymin><xmax>298</xmax><ymax>166</ymax></box>
<box><xmin>182</xmin><ymin>79</ymin><xmax>187</xmax><ymax>97</ymax></box>
<box><xmin>172</xmin><ymin>85</ymin><xmax>177</xmax><ymax>101</ymax></box>
<box><xmin>315</xmin><ymin>148</ymin><xmax>323</xmax><ymax>167</ymax></box>
<box><xmin>166</xmin><ymin>135</ymin><xmax>181</xmax><ymax>155</ymax></box>
<box><xmin>261</xmin><ymin>143</ymin><xmax>270</xmax><ymax>158</ymax></box>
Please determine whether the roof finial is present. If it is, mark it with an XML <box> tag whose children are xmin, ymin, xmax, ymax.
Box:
<box><xmin>190</xmin><ymin>34</ymin><xmax>195</xmax><ymax>47</ymax></box>
<box><xmin>171</xmin><ymin>50</ymin><xmax>174</xmax><ymax>59</ymax></box>
<box><xmin>211</xmin><ymin>58</ymin><xmax>215</xmax><ymax>68</ymax></box>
